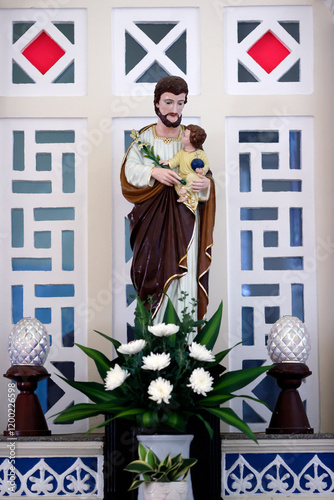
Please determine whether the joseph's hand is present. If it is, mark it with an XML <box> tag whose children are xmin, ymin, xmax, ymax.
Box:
<box><xmin>192</xmin><ymin>175</ymin><xmax>210</xmax><ymax>192</ymax></box>
<box><xmin>151</xmin><ymin>167</ymin><xmax>182</xmax><ymax>187</ymax></box>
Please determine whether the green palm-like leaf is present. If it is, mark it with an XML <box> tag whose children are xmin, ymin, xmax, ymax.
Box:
<box><xmin>191</xmin><ymin>413</ymin><xmax>214</xmax><ymax>439</ymax></box>
<box><xmin>94</xmin><ymin>329</ymin><xmax>121</xmax><ymax>350</ymax></box>
<box><xmin>193</xmin><ymin>302</ymin><xmax>223</xmax><ymax>350</ymax></box>
<box><xmin>75</xmin><ymin>343</ymin><xmax>111</xmax><ymax>381</ymax></box>
<box><xmin>161</xmin><ymin>411</ymin><xmax>187</xmax><ymax>432</ymax></box>
<box><xmin>85</xmin><ymin>417</ymin><xmax>113</xmax><ymax>433</ymax></box>
<box><xmin>197</xmin><ymin>393</ymin><xmax>236</xmax><ymax>407</ymax></box>
<box><xmin>136</xmin><ymin>410</ymin><xmax>159</xmax><ymax>428</ymax></box>
<box><xmin>163</xmin><ymin>297</ymin><xmax>180</xmax><ymax>325</ymax></box>
<box><xmin>163</xmin><ymin>297</ymin><xmax>180</xmax><ymax>345</ymax></box>
<box><xmin>112</xmin><ymin>408</ymin><xmax>147</xmax><ymax>420</ymax></box>
<box><xmin>56</xmin><ymin>377</ymin><xmax>114</xmax><ymax>404</ymax></box>
<box><xmin>53</xmin><ymin>403</ymin><xmax>112</xmax><ymax>423</ymax></box>
<box><xmin>211</xmin><ymin>342</ymin><xmax>242</xmax><ymax>366</ymax></box>
<box><xmin>134</xmin><ymin>296</ymin><xmax>152</xmax><ymax>337</ymax></box>
<box><xmin>213</xmin><ymin>364</ymin><xmax>273</xmax><ymax>393</ymax></box>
<box><xmin>207</xmin><ymin>407</ymin><xmax>257</xmax><ymax>442</ymax></box>
<box><xmin>198</xmin><ymin>392</ymin><xmax>266</xmax><ymax>408</ymax></box>
<box><xmin>79</xmin><ymin>407</ymin><xmax>149</xmax><ymax>433</ymax></box>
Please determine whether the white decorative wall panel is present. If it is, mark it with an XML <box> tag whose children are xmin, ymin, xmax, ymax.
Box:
<box><xmin>0</xmin><ymin>118</ymin><xmax>88</xmax><ymax>433</ymax></box>
<box><xmin>224</xmin><ymin>6</ymin><xmax>313</xmax><ymax>94</ymax></box>
<box><xmin>225</xmin><ymin>116</ymin><xmax>319</xmax><ymax>431</ymax></box>
<box><xmin>111</xmin><ymin>8</ymin><xmax>200</xmax><ymax>96</ymax></box>
<box><xmin>0</xmin><ymin>9</ymin><xmax>87</xmax><ymax>96</ymax></box>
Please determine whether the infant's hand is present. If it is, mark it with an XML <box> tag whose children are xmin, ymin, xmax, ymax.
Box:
<box><xmin>195</xmin><ymin>168</ymin><xmax>204</xmax><ymax>174</ymax></box>
<box><xmin>159</xmin><ymin>160</ymin><xmax>170</xmax><ymax>166</ymax></box>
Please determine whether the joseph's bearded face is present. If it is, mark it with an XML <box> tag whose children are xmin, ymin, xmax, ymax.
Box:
<box><xmin>155</xmin><ymin>92</ymin><xmax>186</xmax><ymax>128</ymax></box>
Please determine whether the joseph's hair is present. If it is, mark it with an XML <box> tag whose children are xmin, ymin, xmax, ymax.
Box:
<box><xmin>154</xmin><ymin>76</ymin><xmax>189</xmax><ymax>108</ymax></box>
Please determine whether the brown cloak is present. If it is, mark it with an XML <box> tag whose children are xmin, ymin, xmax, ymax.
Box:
<box><xmin>120</xmin><ymin>126</ymin><xmax>215</xmax><ymax>320</ymax></box>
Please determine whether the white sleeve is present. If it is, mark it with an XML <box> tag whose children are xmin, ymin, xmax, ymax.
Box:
<box><xmin>124</xmin><ymin>142</ymin><xmax>155</xmax><ymax>188</ymax></box>
<box><xmin>198</xmin><ymin>183</ymin><xmax>211</xmax><ymax>202</ymax></box>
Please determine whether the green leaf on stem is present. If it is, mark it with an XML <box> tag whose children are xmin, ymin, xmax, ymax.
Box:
<box><xmin>211</xmin><ymin>342</ymin><xmax>242</xmax><ymax>366</ymax></box>
<box><xmin>53</xmin><ymin>403</ymin><xmax>110</xmax><ymax>423</ymax></box>
<box><xmin>75</xmin><ymin>343</ymin><xmax>111</xmax><ymax>381</ymax></box>
<box><xmin>213</xmin><ymin>364</ymin><xmax>273</xmax><ymax>393</ymax></box>
<box><xmin>94</xmin><ymin>330</ymin><xmax>121</xmax><ymax>350</ymax></box>
<box><xmin>193</xmin><ymin>302</ymin><xmax>223</xmax><ymax>350</ymax></box>
<box><xmin>207</xmin><ymin>407</ymin><xmax>258</xmax><ymax>442</ymax></box>
<box><xmin>56</xmin><ymin>376</ymin><xmax>113</xmax><ymax>404</ymax></box>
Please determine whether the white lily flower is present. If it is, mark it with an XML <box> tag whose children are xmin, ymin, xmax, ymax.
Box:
<box><xmin>148</xmin><ymin>377</ymin><xmax>173</xmax><ymax>404</ymax></box>
<box><xmin>189</xmin><ymin>342</ymin><xmax>215</xmax><ymax>362</ymax></box>
<box><xmin>187</xmin><ymin>367</ymin><xmax>214</xmax><ymax>396</ymax></box>
<box><xmin>117</xmin><ymin>339</ymin><xmax>146</xmax><ymax>355</ymax></box>
<box><xmin>104</xmin><ymin>364</ymin><xmax>130</xmax><ymax>391</ymax></box>
<box><xmin>148</xmin><ymin>323</ymin><xmax>179</xmax><ymax>337</ymax></box>
<box><xmin>142</xmin><ymin>352</ymin><xmax>171</xmax><ymax>371</ymax></box>
<box><xmin>130</xmin><ymin>129</ymin><xmax>140</xmax><ymax>141</ymax></box>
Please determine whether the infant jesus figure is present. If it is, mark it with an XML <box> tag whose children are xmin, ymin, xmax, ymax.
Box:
<box><xmin>160</xmin><ymin>124</ymin><xmax>210</xmax><ymax>211</ymax></box>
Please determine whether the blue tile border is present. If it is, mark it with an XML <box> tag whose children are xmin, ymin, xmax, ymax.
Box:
<box><xmin>223</xmin><ymin>452</ymin><xmax>334</xmax><ymax>496</ymax></box>
<box><xmin>0</xmin><ymin>456</ymin><xmax>101</xmax><ymax>497</ymax></box>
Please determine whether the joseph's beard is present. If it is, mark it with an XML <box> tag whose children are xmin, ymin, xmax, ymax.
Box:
<box><xmin>156</xmin><ymin>109</ymin><xmax>182</xmax><ymax>128</ymax></box>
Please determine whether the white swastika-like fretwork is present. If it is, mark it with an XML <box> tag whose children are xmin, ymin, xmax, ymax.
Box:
<box><xmin>0</xmin><ymin>118</ymin><xmax>88</xmax><ymax>433</ymax></box>
<box><xmin>225</xmin><ymin>116</ymin><xmax>319</xmax><ymax>432</ymax></box>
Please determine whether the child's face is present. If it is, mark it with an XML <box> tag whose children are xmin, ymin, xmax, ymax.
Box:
<box><xmin>182</xmin><ymin>129</ymin><xmax>192</xmax><ymax>147</ymax></box>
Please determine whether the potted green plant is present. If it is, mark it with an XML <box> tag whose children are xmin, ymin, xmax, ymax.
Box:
<box><xmin>53</xmin><ymin>293</ymin><xmax>271</xmax><ymax>442</ymax></box>
<box><xmin>124</xmin><ymin>442</ymin><xmax>197</xmax><ymax>500</ymax></box>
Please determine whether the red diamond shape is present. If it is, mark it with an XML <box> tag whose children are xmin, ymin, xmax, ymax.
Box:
<box><xmin>22</xmin><ymin>31</ymin><xmax>65</xmax><ymax>75</ymax></box>
<box><xmin>247</xmin><ymin>31</ymin><xmax>290</xmax><ymax>74</ymax></box>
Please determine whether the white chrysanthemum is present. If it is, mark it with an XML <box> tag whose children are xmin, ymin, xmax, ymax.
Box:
<box><xmin>187</xmin><ymin>368</ymin><xmax>214</xmax><ymax>396</ymax></box>
<box><xmin>142</xmin><ymin>352</ymin><xmax>171</xmax><ymax>371</ymax></box>
<box><xmin>148</xmin><ymin>377</ymin><xmax>173</xmax><ymax>404</ymax></box>
<box><xmin>148</xmin><ymin>323</ymin><xmax>179</xmax><ymax>337</ymax></box>
<box><xmin>104</xmin><ymin>364</ymin><xmax>130</xmax><ymax>391</ymax></box>
<box><xmin>117</xmin><ymin>339</ymin><xmax>146</xmax><ymax>355</ymax></box>
<box><xmin>189</xmin><ymin>342</ymin><xmax>215</xmax><ymax>362</ymax></box>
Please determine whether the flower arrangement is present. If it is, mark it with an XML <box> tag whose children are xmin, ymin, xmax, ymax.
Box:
<box><xmin>54</xmin><ymin>294</ymin><xmax>271</xmax><ymax>441</ymax></box>
<box><xmin>124</xmin><ymin>443</ymin><xmax>197</xmax><ymax>491</ymax></box>
<box><xmin>130</xmin><ymin>129</ymin><xmax>186</xmax><ymax>184</ymax></box>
